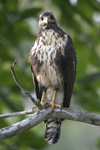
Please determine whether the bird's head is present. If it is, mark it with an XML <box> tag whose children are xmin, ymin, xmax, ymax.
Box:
<box><xmin>39</xmin><ymin>12</ymin><xmax>57</xmax><ymax>29</ymax></box>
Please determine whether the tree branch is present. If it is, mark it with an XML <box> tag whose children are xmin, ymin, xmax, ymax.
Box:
<box><xmin>10</xmin><ymin>60</ymin><xmax>43</xmax><ymax>109</ymax></box>
<box><xmin>0</xmin><ymin>107</ymin><xmax>100</xmax><ymax>140</ymax></box>
<box><xmin>0</xmin><ymin>110</ymin><xmax>33</xmax><ymax>118</ymax></box>
<box><xmin>0</xmin><ymin>60</ymin><xmax>98</xmax><ymax>141</ymax></box>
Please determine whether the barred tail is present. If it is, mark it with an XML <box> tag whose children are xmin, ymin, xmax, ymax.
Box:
<box><xmin>44</xmin><ymin>118</ymin><xmax>62</xmax><ymax>144</ymax></box>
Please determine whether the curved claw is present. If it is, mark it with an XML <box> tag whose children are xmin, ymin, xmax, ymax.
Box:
<box><xmin>46</xmin><ymin>90</ymin><xmax>62</xmax><ymax>111</ymax></box>
<box><xmin>44</xmin><ymin>102</ymin><xmax>49</xmax><ymax>109</ymax></box>
<box><xmin>47</xmin><ymin>102</ymin><xmax>61</xmax><ymax>111</ymax></box>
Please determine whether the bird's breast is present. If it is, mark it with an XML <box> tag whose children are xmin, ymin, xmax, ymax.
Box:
<box><xmin>31</xmin><ymin>30</ymin><xmax>68</xmax><ymax>89</ymax></box>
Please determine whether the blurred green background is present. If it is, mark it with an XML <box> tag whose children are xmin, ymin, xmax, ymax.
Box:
<box><xmin>0</xmin><ymin>0</ymin><xmax>100</xmax><ymax>150</ymax></box>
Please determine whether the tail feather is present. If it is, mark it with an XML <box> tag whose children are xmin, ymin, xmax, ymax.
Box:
<box><xmin>44</xmin><ymin>118</ymin><xmax>62</xmax><ymax>144</ymax></box>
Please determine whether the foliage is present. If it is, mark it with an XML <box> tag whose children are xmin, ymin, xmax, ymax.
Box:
<box><xmin>0</xmin><ymin>0</ymin><xmax>100</xmax><ymax>149</ymax></box>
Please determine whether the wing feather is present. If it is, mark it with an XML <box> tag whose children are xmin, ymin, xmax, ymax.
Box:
<box><xmin>63</xmin><ymin>35</ymin><xmax>77</xmax><ymax>107</ymax></box>
<box><xmin>31</xmin><ymin>65</ymin><xmax>42</xmax><ymax>100</ymax></box>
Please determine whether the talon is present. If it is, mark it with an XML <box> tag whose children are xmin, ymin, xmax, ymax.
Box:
<box><xmin>56</xmin><ymin>104</ymin><xmax>62</xmax><ymax>109</ymax></box>
<box><xmin>47</xmin><ymin>90</ymin><xmax>62</xmax><ymax>111</ymax></box>
<box><xmin>33</xmin><ymin>105</ymin><xmax>38</xmax><ymax>109</ymax></box>
<box><xmin>32</xmin><ymin>99</ymin><xmax>40</xmax><ymax>110</ymax></box>
<box><xmin>44</xmin><ymin>102</ymin><xmax>48</xmax><ymax>109</ymax></box>
<box><xmin>48</xmin><ymin>102</ymin><xmax>61</xmax><ymax>111</ymax></box>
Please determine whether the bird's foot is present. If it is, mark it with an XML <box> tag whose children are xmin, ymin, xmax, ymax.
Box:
<box><xmin>47</xmin><ymin>90</ymin><xmax>61</xmax><ymax>111</ymax></box>
<box><xmin>33</xmin><ymin>99</ymin><xmax>41</xmax><ymax>109</ymax></box>
<box><xmin>33</xmin><ymin>100</ymin><xmax>48</xmax><ymax>110</ymax></box>
<box><xmin>47</xmin><ymin>102</ymin><xmax>61</xmax><ymax>111</ymax></box>
<box><xmin>33</xmin><ymin>91</ymin><xmax>46</xmax><ymax>109</ymax></box>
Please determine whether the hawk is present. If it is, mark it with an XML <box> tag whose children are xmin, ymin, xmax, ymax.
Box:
<box><xmin>29</xmin><ymin>12</ymin><xmax>77</xmax><ymax>144</ymax></box>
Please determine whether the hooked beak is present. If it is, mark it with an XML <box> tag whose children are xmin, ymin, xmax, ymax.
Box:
<box><xmin>44</xmin><ymin>17</ymin><xmax>49</xmax><ymax>25</ymax></box>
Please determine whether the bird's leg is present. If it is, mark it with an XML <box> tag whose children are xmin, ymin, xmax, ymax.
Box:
<box><xmin>33</xmin><ymin>89</ymin><xmax>46</xmax><ymax>109</ymax></box>
<box><xmin>40</xmin><ymin>91</ymin><xmax>45</xmax><ymax>105</ymax></box>
<box><xmin>47</xmin><ymin>90</ymin><xmax>62</xmax><ymax>111</ymax></box>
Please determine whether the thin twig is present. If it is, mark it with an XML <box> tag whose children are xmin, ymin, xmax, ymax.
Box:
<box><xmin>0</xmin><ymin>110</ymin><xmax>33</xmax><ymax>118</ymax></box>
<box><xmin>10</xmin><ymin>60</ymin><xmax>43</xmax><ymax>109</ymax></box>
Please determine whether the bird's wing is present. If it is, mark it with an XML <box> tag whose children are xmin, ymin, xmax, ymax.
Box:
<box><xmin>31</xmin><ymin>65</ymin><xmax>42</xmax><ymax>101</ymax></box>
<box><xmin>63</xmin><ymin>34</ymin><xmax>77</xmax><ymax>107</ymax></box>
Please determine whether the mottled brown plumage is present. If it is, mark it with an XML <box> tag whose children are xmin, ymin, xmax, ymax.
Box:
<box><xmin>29</xmin><ymin>12</ymin><xmax>77</xmax><ymax>144</ymax></box>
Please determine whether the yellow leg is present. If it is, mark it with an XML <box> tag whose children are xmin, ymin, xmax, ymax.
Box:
<box><xmin>33</xmin><ymin>92</ymin><xmax>46</xmax><ymax>109</ymax></box>
<box><xmin>40</xmin><ymin>91</ymin><xmax>45</xmax><ymax>105</ymax></box>
<box><xmin>48</xmin><ymin>90</ymin><xmax>62</xmax><ymax>111</ymax></box>
<box><xmin>52</xmin><ymin>90</ymin><xmax>57</xmax><ymax>110</ymax></box>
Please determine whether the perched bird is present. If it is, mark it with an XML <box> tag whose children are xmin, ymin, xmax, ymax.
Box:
<box><xmin>29</xmin><ymin>12</ymin><xmax>77</xmax><ymax>144</ymax></box>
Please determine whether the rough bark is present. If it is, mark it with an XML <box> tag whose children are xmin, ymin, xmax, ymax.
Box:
<box><xmin>0</xmin><ymin>107</ymin><xmax>100</xmax><ymax>140</ymax></box>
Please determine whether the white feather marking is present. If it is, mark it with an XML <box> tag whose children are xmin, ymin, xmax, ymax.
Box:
<box><xmin>55</xmin><ymin>91</ymin><xmax>64</xmax><ymax>105</ymax></box>
<box><xmin>44</xmin><ymin>88</ymin><xmax>64</xmax><ymax>105</ymax></box>
<box><xmin>30</xmin><ymin>30</ymin><xmax>68</xmax><ymax>103</ymax></box>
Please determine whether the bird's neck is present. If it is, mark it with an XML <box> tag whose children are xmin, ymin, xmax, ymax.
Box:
<box><xmin>39</xmin><ymin>24</ymin><xmax>66</xmax><ymax>39</ymax></box>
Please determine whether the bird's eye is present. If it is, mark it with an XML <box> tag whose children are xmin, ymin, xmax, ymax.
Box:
<box><xmin>51</xmin><ymin>15</ymin><xmax>54</xmax><ymax>20</ymax></box>
<box><xmin>41</xmin><ymin>17</ymin><xmax>43</xmax><ymax>21</ymax></box>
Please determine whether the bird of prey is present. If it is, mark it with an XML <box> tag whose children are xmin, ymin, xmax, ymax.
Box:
<box><xmin>29</xmin><ymin>12</ymin><xmax>77</xmax><ymax>144</ymax></box>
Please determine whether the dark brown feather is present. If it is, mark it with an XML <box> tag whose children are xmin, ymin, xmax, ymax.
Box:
<box><xmin>31</xmin><ymin>66</ymin><xmax>42</xmax><ymax>100</ymax></box>
<box><xmin>63</xmin><ymin>35</ymin><xmax>77</xmax><ymax>107</ymax></box>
